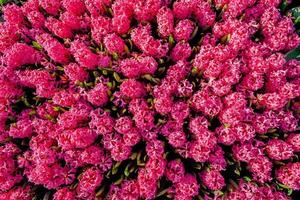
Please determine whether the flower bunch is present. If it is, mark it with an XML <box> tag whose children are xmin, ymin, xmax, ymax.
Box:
<box><xmin>0</xmin><ymin>0</ymin><xmax>300</xmax><ymax>199</ymax></box>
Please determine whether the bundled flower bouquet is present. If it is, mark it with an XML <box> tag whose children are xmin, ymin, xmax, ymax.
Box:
<box><xmin>0</xmin><ymin>0</ymin><xmax>300</xmax><ymax>199</ymax></box>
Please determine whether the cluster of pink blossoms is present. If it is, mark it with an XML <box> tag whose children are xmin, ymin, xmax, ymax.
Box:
<box><xmin>0</xmin><ymin>0</ymin><xmax>300</xmax><ymax>199</ymax></box>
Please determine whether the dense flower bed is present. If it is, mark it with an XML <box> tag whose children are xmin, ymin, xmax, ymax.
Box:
<box><xmin>0</xmin><ymin>0</ymin><xmax>300</xmax><ymax>199</ymax></box>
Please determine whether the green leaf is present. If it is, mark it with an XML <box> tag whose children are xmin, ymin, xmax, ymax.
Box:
<box><xmin>112</xmin><ymin>52</ymin><xmax>119</xmax><ymax>60</ymax></box>
<box><xmin>277</xmin><ymin>183</ymin><xmax>291</xmax><ymax>190</ymax></box>
<box><xmin>243</xmin><ymin>176</ymin><xmax>252</xmax><ymax>182</ymax></box>
<box><xmin>21</xmin><ymin>96</ymin><xmax>32</xmax><ymax>107</ymax></box>
<box><xmin>267</xmin><ymin>128</ymin><xmax>277</xmax><ymax>133</ymax></box>
<box><xmin>95</xmin><ymin>185</ymin><xmax>106</xmax><ymax>197</ymax></box>
<box><xmin>43</xmin><ymin>192</ymin><xmax>51</xmax><ymax>200</ymax></box>
<box><xmin>106</xmin><ymin>81</ymin><xmax>113</xmax><ymax>88</ymax></box>
<box><xmin>137</xmin><ymin>151</ymin><xmax>146</xmax><ymax>166</ymax></box>
<box><xmin>53</xmin><ymin>106</ymin><xmax>61</xmax><ymax>112</ymax></box>
<box><xmin>124</xmin><ymin>44</ymin><xmax>130</xmax><ymax>54</ymax></box>
<box><xmin>234</xmin><ymin>168</ymin><xmax>240</xmax><ymax>176</ymax></box>
<box><xmin>168</xmin><ymin>35</ymin><xmax>175</xmax><ymax>45</ymax></box>
<box><xmin>287</xmin><ymin>188</ymin><xmax>293</xmax><ymax>196</ymax></box>
<box><xmin>113</xmin><ymin>72</ymin><xmax>122</xmax><ymax>82</ymax></box>
<box><xmin>295</xmin><ymin>16</ymin><xmax>300</xmax><ymax>24</ymax></box>
<box><xmin>191</xmin><ymin>26</ymin><xmax>199</xmax><ymax>40</ymax></box>
<box><xmin>102</xmin><ymin>69</ymin><xmax>108</xmax><ymax>76</ymax></box>
<box><xmin>130</xmin><ymin>152</ymin><xmax>138</xmax><ymax>160</ymax></box>
<box><xmin>75</xmin><ymin>81</ymin><xmax>85</xmax><ymax>88</ymax></box>
<box><xmin>28</xmin><ymin>110</ymin><xmax>36</xmax><ymax>116</ymax></box>
<box><xmin>32</xmin><ymin>41</ymin><xmax>43</xmax><ymax>50</ymax></box>
<box><xmin>114</xmin><ymin>175</ymin><xmax>124</xmax><ymax>185</ymax></box>
<box><xmin>220</xmin><ymin>34</ymin><xmax>231</xmax><ymax>44</ymax></box>
<box><xmin>69</xmin><ymin>181</ymin><xmax>78</xmax><ymax>190</ymax></box>
<box><xmin>155</xmin><ymin>188</ymin><xmax>169</xmax><ymax>198</ymax></box>
<box><xmin>285</xmin><ymin>45</ymin><xmax>300</xmax><ymax>61</ymax></box>
<box><xmin>191</xmin><ymin>67</ymin><xmax>199</xmax><ymax>76</ymax></box>
<box><xmin>0</xmin><ymin>0</ymin><xmax>9</xmax><ymax>5</ymax></box>
<box><xmin>112</xmin><ymin>162</ymin><xmax>121</xmax><ymax>175</ymax></box>
<box><xmin>214</xmin><ymin>190</ymin><xmax>224</xmax><ymax>196</ymax></box>
<box><xmin>124</xmin><ymin>164</ymin><xmax>131</xmax><ymax>177</ymax></box>
<box><xmin>280</xmin><ymin>0</ymin><xmax>288</xmax><ymax>12</ymax></box>
<box><xmin>289</xmin><ymin>7</ymin><xmax>300</xmax><ymax>24</ymax></box>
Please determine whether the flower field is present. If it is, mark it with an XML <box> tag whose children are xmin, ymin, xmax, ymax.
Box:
<box><xmin>0</xmin><ymin>0</ymin><xmax>300</xmax><ymax>199</ymax></box>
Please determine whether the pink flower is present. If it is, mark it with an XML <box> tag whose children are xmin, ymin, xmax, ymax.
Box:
<box><xmin>223</xmin><ymin>0</ymin><xmax>256</xmax><ymax>19</ymax></box>
<box><xmin>86</xmin><ymin>82</ymin><xmax>109</xmax><ymax>107</ymax></box>
<box><xmin>120</xmin><ymin>79</ymin><xmax>146</xmax><ymax>99</ymax></box>
<box><xmin>286</xmin><ymin>133</ymin><xmax>300</xmax><ymax>152</ymax></box>
<box><xmin>89</xmin><ymin>109</ymin><xmax>115</xmax><ymax>135</ymax></box>
<box><xmin>64</xmin><ymin>63</ymin><xmax>89</xmax><ymax>83</ymax></box>
<box><xmin>27</xmin><ymin>11</ymin><xmax>45</xmax><ymax>28</ymax></box>
<box><xmin>45</xmin><ymin>17</ymin><xmax>73</xmax><ymax>39</ymax></box>
<box><xmin>193</xmin><ymin>1</ymin><xmax>216</xmax><ymax>28</ymax></box>
<box><xmin>76</xmin><ymin>167</ymin><xmax>103</xmax><ymax>198</ymax></box>
<box><xmin>137</xmin><ymin>168</ymin><xmax>158</xmax><ymax>199</ymax></box>
<box><xmin>1</xmin><ymin>0</ymin><xmax>300</xmax><ymax>197</ymax></box>
<box><xmin>154</xmin><ymin>96</ymin><xmax>173</xmax><ymax>115</ymax></box>
<box><xmin>190</xmin><ymin>90</ymin><xmax>223</xmax><ymax>117</ymax></box>
<box><xmin>91</xmin><ymin>16</ymin><xmax>112</xmax><ymax>44</ymax></box>
<box><xmin>167</xmin><ymin>130</ymin><xmax>187</xmax><ymax>148</ymax></box>
<box><xmin>114</xmin><ymin>116</ymin><xmax>134</xmax><ymax>134</ymax></box>
<box><xmin>277</xmin><ymin>111</ymin><xmax>298</xmax><ymax>132</ymax></box>
<box><xmin>36</xmin><ymin>33</ymin><xmax>71</xmax><ymax>64</ymax></box>
<box><xmin>146</xmin><ymin>139</ymin><xmax>165</xmax><ymax>159</ymax></box>
<box><xmin>138</xmin><ymin>56</ymin><xmax>158</xmax><ymax>75</ymax></box>
<box><xmin>157</xmin><ymin>6</ymin><xmax>174</xmax><ymax>38</ymax></box>
<box><xmin>232</xmin><ymin>140</ymin><xmax>265</xmax><ymax>162</ymax></box>
<box><xmin>70</xmin><ymin>39</ymin><xmax>102</xmax><ymax>69</ymax></box>
<box><xmin>112</xmin><ymin>14</ymin><xmax>131</xmax><ymax>35</ymax></box>
<box><xmin>239</xmin><ymin>71</ymin><xmax>264</xmax><ymax>91</ymax></box>
<box><xmin>252</xmin><ymin>111</ymin><xmax>278</xmax><ymax>134</ymax></box>
<box><xmin>188</xmin><ymin>141</ymin><xmax>213</xmax><ymax>162</ymax></box>
<box><xmin>57</xmin><ymin>127</ymin><xmax>97</xmax><ymax>150</ymax></box>
<box><xmin>60</xmin><ymin>12</ymin><xmax>83</xmax><ymax>30</ymax></box>
<box><xmin>52</xmin><ymin>90</ymin><xmax>80</xmax><ymax>107</ymax></box>
<box><xmin>119</xmin><ymin>58</ymin><xmax>141</xmax><ymax>78</ymax></box>
<box><xmin>38</xmin><ymin>0</ymin><xmax>61</xmax><ymax>16</ymax></box>
<box><xmin>119</xmin><ymin>180</ymin><xmax>140</xmax><ymax>200</ymax></box>
<box><xmin>216</xmin><ymin>125</ymin><xmax>236</xmax><ymax>145</ymax></box>
<box><xmin>172</xmin><ymin>0</ymin><xmax>193</xmax><ymax>19</ymax></box>
<box><xmin>276</xmin><ymin>162</ymin><xmax>300</xmax><ymax>190</ymax></box>
<box><xmin>174</xmin><ymin>19</ymin><xmax>194</xmax><ymax>41</ymax></box>
<box><xmin>9</xmin><ymin>118</ymin><xmax>33</xmax><ymax>139</ymax></box>
<box><xmin>131</xmin><ymin>24</ymin><xmax>169</xmax><ymax>58</ymax></box>
<box><xmin>85</xmin><ymin>0</ymin><xmax>111</xmax><ymax>17</ymax></box>
<box><xmin>265</xmin><ymin>139</ymin><xmax>294</xmax><ymax>160</ymax></box>
<box><xmin>200</xmin><ymin>169</ymin><xmax>225</xmax><ymax>190</ymax></box>
<box><xmin>232</xmin><ymin>122</ymin><xmax>256</xmax><ymax>142</ymax></box>
<box><xmin>134</xmin><ymin>0</ymin><xmax>161</xmax><ymax>22</ymax></box>
<box><xmin>53</xmin><ymin>188</ymin><xmax>75</xmax><ymax>200</ymax></box>
<box><xmin>208</xmin><ymin>146</ymin><xmax>227</xmax><ymax>171</ymax></box>
<box><xmin>123</xmin><ymin>127</ymin><xmax>141</xmax><ymax>146</ymax></box>
<box><xmin>170</xmin><ymin>42</ymin><xmax>192</xmax><ymax>61</ymax></box>
<box><xmin>4</xmin><ymin>43</ymin><xmax>42</xmax><ymax>69</ymax></box>
<box><xmin>165</xmin><ymin>160</ymin><xmax>185</xmax><ymax>183</ymax></box>
<box><xmin>26</xmin><ymin>163</ymin><xmax>74</xmax><ymax>189</ymax></box>
<box><xmin>110</xmin><ymin>140</ymin><xmax>132</xmax><ymax>161</ymax></box>
<box><xmin>3</xmin><ymin>186</ymin><xmax>33</xmax><ymax>200</ymax></box>
<box><xmin>174</xmin><ymin>174</ymin><xmax>199</xmax><ymax>199</ymax></box>
<box><xmin>3</xmin><ymin>4</ymin><xmax>24</xmax><ymax>27</ymax></box>
<box><xmin>103</xmin><ymin>33</ymin><xmax>125</xmax><ymax>54</ymax></box>
<box><xmin>0</xmin><ymin>79</ymin><xmax>23</xmax><ymax>100</ymax></box>
<box><xmin>62</xmin><ymin>0</ymin><xmax>86</xmax><ymax>16</ymax></box>
<box><xmin>248</xmin><ymin>155</ymin><xmax>273</xmax><ymax>183</ymax></box>
<box><xmin>170</xmin><ymin>101</ymin><xmax>189</xmax><ymax>123</ymax></box>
